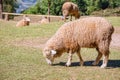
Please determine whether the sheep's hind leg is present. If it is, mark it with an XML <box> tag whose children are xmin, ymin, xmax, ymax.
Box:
<box><xmin>98</xmin><ymin>41</ymin><xmax>110</xmax><ymax>68</ymax></box>
<box><xmin>66</xmin><ymin>51</ymin><xmax>73</xmax><ymax>67</ymax></box>
<box><xmin>76</xmin><ymin>50</ymin><xmax>84</xmax><ymax>66</ymax></box>
<box><xmin>100</xmin><ymin>51</ymin><xmax>109</xmax><ymax>68</ymax></box>
<box><xmin>92</xmin><ymin>48</ymin><xmax>102</xmax><ymax>66</ymax></box>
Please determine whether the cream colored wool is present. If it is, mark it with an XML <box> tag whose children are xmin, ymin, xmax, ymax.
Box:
<box><xmin>62</xmin><ymin>2</ymin><xmax>80</xmax><ymax>21</ymax></box>
<box><xmin>16</xmin><ymin>17</ymin><xmax>30</xmax><ymax>27</ymax></box>
<box><xmin>43</xmin><ymin>17</ymin><xmax>114</xmax><ymax>68</ymax></box>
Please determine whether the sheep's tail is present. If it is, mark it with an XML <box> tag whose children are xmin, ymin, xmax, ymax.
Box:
<box><xmin>110</xmin><ymin>25</ymin><xmax>114</xmax><ymax>35</ymax></box>
<box><xmin>109</xmin><ymin>25</ymin><xmax>114</xmax><ymax>46</ymax></box>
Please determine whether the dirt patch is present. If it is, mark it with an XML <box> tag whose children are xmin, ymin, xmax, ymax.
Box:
<box><xmin>114</xmin><ymin>27</ymin><xmax>120</xmax><ymax>33</ymax></box>
<box><xmin>12</xmin><ymin>38</ymin><xmax>48</xmax><ymax>49</ymax></box>
<box><xmin>11</xmin><ymin>27</ymin><xmax>120</xmax><ymax>50</ymax></box>
<box><xmin>110</xmin><ymin>27</ymin><xmax>120</xmax><ymax>50</ymax></box>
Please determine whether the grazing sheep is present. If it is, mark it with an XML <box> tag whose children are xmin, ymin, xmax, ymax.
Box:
<box><xmin>16</xmin><ymin>15</ymin><xmax>30</xmax><ymax>27</ymax></box>
<box><xmin>62</xmin><ymin>2</ymin><xmax>80</xmax><ymax>21</ymax></box>
<box><xmin>39</xmin><ymin>16</ymin><xmax>49</xmax><ymax>24</ymax></box>
<box><xmin>43</xmin><ymin>17</ymin><xmax>114</xmax><ymax>68</ymax></box>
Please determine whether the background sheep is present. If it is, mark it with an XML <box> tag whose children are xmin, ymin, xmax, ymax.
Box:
<box><xmin>62</xmin><ymin>2</ymin><xmax>80</xmax><ymax>21</ymax></box>
<box><xmin>38</xmin><ymin>16</ymin><xmax>49</xmax><ymax>24</ymax></box>
<box><xmin>16</xmin><ymin>15</ymin><xmax>30</xmax><ymax>27</ymax></box>
<box><xmin>43</xmin><ymin>17</ymin><xmax>114</xmax><ymax>68</ymax></box>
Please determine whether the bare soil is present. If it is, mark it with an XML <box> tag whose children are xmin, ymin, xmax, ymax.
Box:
<box><xmin>110</xmin><ymin>27</ymin><xmax>120</xmax><ymax>50</ymax></box>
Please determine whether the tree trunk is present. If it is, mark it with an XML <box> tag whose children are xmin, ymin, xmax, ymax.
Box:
<box><xmin>48</xmin><ymin>0</ymin><xmax>50</xmax><ymax>22</ymax></box>
<box><xmin>0</xmin><ymin>0</ymin><xmax>3</xmax><ymax>19</ymax></box>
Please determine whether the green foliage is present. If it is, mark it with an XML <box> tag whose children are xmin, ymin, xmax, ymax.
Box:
<box><xmin>2</xmin><ymin>0</ymin><xmax>16</xmax><ymax>12</ymax></box>
<box><xmin>23</xmin><ymin>3</ymin><xmax>42</xmax><ymax>14</ymax></box>
<box><xmin>2</xmin><ymin>0</ymin><xmax>120</xmax><ymax>15</ymax></box>
<box><xmin>50</xmin><ymin>0</ymin><xmax>65</xmax><ymax>15</ymax></box>
<box><xmin>71</xmin><ymin>0</ymin><xmax>87</xmax><ymax>15</ymax></box>
<box><xmin>23</xmin><ymin>0</ymin><xmax>120</xmax><ymax>15</ymax></box>
<box><xmin>109</xmin><ymin>0</ymin><xmax>120</xmax><ymax>8</ymax></box>
<box><xmin>23</xmin><ymin>0</ymin><xmax>65</xmax><ymax>15</ymax></box>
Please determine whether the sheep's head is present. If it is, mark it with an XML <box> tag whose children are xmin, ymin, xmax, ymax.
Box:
<box><xmin>62</xmin><ymin>10</ymin><xmax>69</xmax><ymax>19</ymax></box>
<box><xmin>43</xmin><ymin>47</ymin><xmax>57</xmax><ymax>65</ymax></box>
<box><xmin>75</xmin><ymin>12</ymin><xmax>80</xmax><ymax>19</ymax></box>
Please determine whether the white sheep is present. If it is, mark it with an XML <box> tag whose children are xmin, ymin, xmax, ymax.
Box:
<box><xmin>38</xmin><ymin>16</ymin><xmax>49</xmax><ymax>24</ymax></box>
<box><xmin>62</xmin><ymin>2</ymin><xmax>80</xmax><ymax>21</ymax></box>
<box><xmin>43</xmin><ymin>17</ymin><xmax>114</xmax><ymax>68</ymax></box>
<box><xmin>16</xmin><ymin>15</ymin><xmax>30</xmax><ymax>27</ymax></box>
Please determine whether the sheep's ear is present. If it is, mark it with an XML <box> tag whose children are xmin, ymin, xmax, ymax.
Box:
<box><xmin>51</xmin><ymin>50</ymin><xmax>57</xmax><ymax>55</ymax></box>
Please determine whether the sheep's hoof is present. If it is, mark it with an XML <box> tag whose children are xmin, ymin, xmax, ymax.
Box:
<box><xmin>100</xmin><ymin>64</ymin><xmax>107</xmax><ymax>68</ymax></box>
<box><xmin>65</xmin><ymin>63</ymin><xmax>71</xmax><ymax>67</ymax></box>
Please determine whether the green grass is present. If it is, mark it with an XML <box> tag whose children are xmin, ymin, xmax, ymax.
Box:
<box><xmin>0</xmin><ymin>21</ymin><xmax>62</xmax><ymax>39</ymax></box>
<box><xmin>105</xmin><ymin>16</ymin><xmax>120</xmax><ymax>27</ymax></box>
<box><xmin>0</xmin><ymin>17</ymin><xmax>120</xmax><ymax>80</ymax></box>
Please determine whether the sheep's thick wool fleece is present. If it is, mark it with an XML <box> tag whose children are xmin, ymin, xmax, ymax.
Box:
<box><xmin>45</xmin><ymin>17</ymin><xmax>114</xmax><ymax>53</ymax></box>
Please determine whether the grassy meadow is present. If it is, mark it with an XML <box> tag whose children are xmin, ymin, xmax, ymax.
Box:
<box><xmin>0</xmin><ymin>17</ymin><xmax>120</xmax><ymax>80</ymax></box>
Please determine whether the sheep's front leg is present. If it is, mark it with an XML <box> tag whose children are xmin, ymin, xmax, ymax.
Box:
<box><xmin>101</xmin><ymin>53</ymin><xmax>109</xmax><ymax>68</ymax></box>
<box><xmin>66</xmin><ymin>51</ymin><xmax>73</xmax><ymax>67</ymax></box>
<box><xmin>76</xmin><ymin>50</ymin><xmax>84</xmax><ymax>66</ymax></box>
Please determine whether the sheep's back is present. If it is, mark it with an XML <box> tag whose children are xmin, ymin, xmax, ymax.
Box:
<box><xmin>62</xmin><ymin>2</ymin><xmax>72</xmax><ymax>11</ymax></box>
<box><xmin>57</xmin><ymin>17</ymin><xmax>113</xmax><ymax>48</ymax></box>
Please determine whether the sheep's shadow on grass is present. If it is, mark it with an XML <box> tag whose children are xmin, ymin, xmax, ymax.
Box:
<box><xmin>53</xmin><ymin>60</ymin><xmax>120</xmax><ymax>68</ymax></box>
